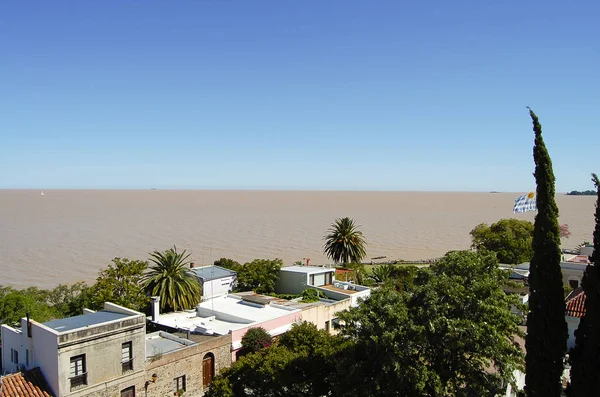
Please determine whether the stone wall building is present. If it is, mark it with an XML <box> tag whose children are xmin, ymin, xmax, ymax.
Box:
<box><xmin>1</xmin><ymin>303</ymin><xmax>232</xmax><ymax>397</ymax></box>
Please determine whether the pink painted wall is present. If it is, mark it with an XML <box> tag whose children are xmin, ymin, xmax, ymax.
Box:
<box><xmin>230</xmin><ymin>311</ymin><xmax>300</xmax><ymax>361</ymax></box>
<box><xmin>230</xmin><ymin>311</ymin><xmax>299</xmax><ymax>343</ymax></box>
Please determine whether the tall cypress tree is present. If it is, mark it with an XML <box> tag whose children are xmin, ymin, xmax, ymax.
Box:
<box><xmin>569</xmin><ymin>173</ymin><xmax>600</xmax><ymax>396</ymax></box>
<box><xmin>524</xmin><ymin>108</ymin><xmax>568</xmax><ymax>397</ymax></box>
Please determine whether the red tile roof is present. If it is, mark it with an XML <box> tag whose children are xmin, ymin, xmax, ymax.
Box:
<box><xmin>565</xmin><ymin>289</ymin><xmax>586</xmax><ymax>318</ymax></box>
<box><xmin>0</xmin><ymin>368</ymin><xmax>53</xmax><ymax>397</ymax></box>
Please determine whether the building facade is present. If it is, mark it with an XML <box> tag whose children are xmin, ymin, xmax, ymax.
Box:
<box><xmin>1</xmin><ymin>303</ymin><xmax>232</xmax><ymax>397</ymax></box>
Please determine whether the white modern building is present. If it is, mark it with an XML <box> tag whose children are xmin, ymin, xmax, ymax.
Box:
<box><xmin>275</xmin><ymin>265</ymin><xmax>370</xmax><ymax>307</ymax></box>
<box><xmin>190</xmin><ymin>265</ymin><xmax>237</xmax><ymax>301</ymax></box>
<box><xmin>275</xmin><ymin>266</ymin><xmax>335</xmax><ymax>295</ymax></box>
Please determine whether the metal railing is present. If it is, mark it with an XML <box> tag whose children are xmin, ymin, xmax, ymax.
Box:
<box><xmin>70</xmin><ymin>373</ymin><xmax>87</xmax><ymax>390</ymax></box>
<box><xmin>122</xmin><ymin>359</ymin><xmax>134</xmax><ymax>373</ymax></box>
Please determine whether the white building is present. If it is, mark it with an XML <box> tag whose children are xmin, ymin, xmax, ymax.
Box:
<box><xmin>275</xmin><ymin>266</ymin><xmax>335</xmax><ymax>295</ymax></box>
<box><xmin>1</xmin><ymin>302</ymin><xmax>232</xmax><ymax>397</ymax></box>
<box><xmin>506</xmin><ymin>261</ymin><xmax>589</xmax><ymax>289</ymax></box>
<box><xmin>275</xmin><ymin>265</ymin><xmax>371</xmax><ymax>307</ymax></box>
<box><xmin>190</xmin><ymin>265</ymin><xmax>237</xmax><ymax>301</ymax></box>
<box><xmin>1</xmin><ymin>303</ymin><xmax>146</xmax><ymax>397</ymax></box>
<box><xmin>149</xmin><ymin>294</ymin><xmax>301</xmax><ymax>361</ymax></box>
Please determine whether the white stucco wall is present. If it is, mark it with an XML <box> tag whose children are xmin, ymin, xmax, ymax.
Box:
<box><xmin>566</xmin><ymin>315</ymin><xmax>580</xmax><ymax>351</ymax></box>
<box><xmin>203</xmin><ymin>276</ymin><xmax>235</xmax><ymax>300</ymax></box>
<box><xmin>275</xmin><ymin>271</ymin><xmax>308</xmax><ymax>295</ymax></box>
<box><xmin>1</xmin><ymin>324</ymin><xmax>23</xmax><ymax>374</ymax></box>
<box><xmin>31</xmin><ymin>321</ymin><xmax>60</xmax><ymax>396</ymax></box>
<box><xmin>294</xmin><ymin>300</ymin><xmax>351</xmax><ymax>334</ymax></box>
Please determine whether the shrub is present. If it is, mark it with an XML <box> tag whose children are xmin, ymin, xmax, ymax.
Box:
<box><xmin>241</xmin><ymin>327</ymin><xmax>273</xmax><ymax>353</ymax></box>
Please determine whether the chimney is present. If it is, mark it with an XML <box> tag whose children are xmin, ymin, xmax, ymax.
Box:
<box><xmin>190</xmin><ymin>262</ymin><xmax>195</xmax><ymax>268</ymax></box>
<box><xmin>151</xmin><ymin>296</ymin><xmax>160</xmax><ymax>322</ymax></box>
<box><xmin>26</xmin><ymin>313</ymin><xmax>32</xmax><ymax>338</ymax></box>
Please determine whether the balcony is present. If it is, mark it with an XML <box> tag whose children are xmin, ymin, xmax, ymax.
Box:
<box><xmin>122</xmin><ymin>359</ymin><xmax>134</xmax><ymax>373</ymax></box>
<box><xmin>70</xmin><ymin>373</ymin><xmax>87</xmax><ymax>390</ymax></box>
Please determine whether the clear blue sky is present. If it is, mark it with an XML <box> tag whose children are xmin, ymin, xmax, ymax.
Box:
<box><xmin>1</xmin><ymin>1</ymin><xmax>598</xmax><ymax>191</ymax></box>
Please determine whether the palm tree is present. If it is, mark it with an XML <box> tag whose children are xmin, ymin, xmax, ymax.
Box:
<box><xmin>370</xmin><ymin>263</ymin><xmax>395</xmax><ymax>284</ymax></box>
<box><xmin>323</xmin><ymin>217</ymin><xmax>367</xmax><ymax>265</ymax></box>
<box><xmin>143</xmin><ymin>246</ymin><xmax>202</xmax><ymax>312</ymax></box>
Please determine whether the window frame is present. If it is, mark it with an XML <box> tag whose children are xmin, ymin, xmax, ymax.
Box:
<box><xmin>69</xmin><ymin>354</ymin><xmax>87</xmax><ymax>390</ymax></box>
<box><xmin>174</xmin><ymin>375</ymin><xmax>186</xmax><ymax>393</ymax></box>
<box><xmin>121</xmin><ymin>341</ymin><xmax>133</xmax><ymax>373</ymax></box>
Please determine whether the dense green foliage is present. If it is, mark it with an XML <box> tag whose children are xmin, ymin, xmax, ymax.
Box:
<box><xmin>323</xmin><ymin>217</ymin><xmax>367</xmax><ymax>265</ymax></box>
<box><xmin>206</xmin><ymin>322</ymin><xmax>343</xmax><ymax>397</ymax></box>
<box><xmin>143</xmin><ymin>246</ymin><xmax>202</xmax><ymax>312</ymax></box>
<box><xmin>208</xmin><ymin>250</ymin><xmax>524</xmax><ymax>397</ymax></box>
<box><xmin>337</xmin><ymin>250</ymin><xmax>524</xmax><ymax>397</ymax></box>
<box><xmin>236</xmin><ymin>258</ymin><xmax>282</xmax><ymax>293</ymax></box>
<box><xmin>241</xmin><ymin>327</ymin><xmax>273</xmax><ymax>353</ymax></box>
<box><xmin>46</xmin><ymin>282</ymin><xmax>92</xmax><ymax>317</ymax></box>
<box><xmin>567</xmin><ymin>190</ymin><xmax>595</xmax><ymax>196</ymax></box>
<box><xmin>470</xmin><ymin>218</ymin><xmax>534</xmax><ymax>264</ymax></box>
<box><xmin>213</xmin><ymin>258</ymin><xmax>241</xmax><ymax>272</ymax></box>
<box><xmin>569</xmin><ymin>173</ymin><xmax>600</xmax><ymax>396</ymax></box>
<box><xmin>300</xmin><ymin>288</ymin><xmax>327</xmax><ymax>302</ymax></box>
<box><xmin>0</xmin><ymin>286</ymin><xmax>59</xmax><ymax>326</ymax></box>
<box><xmin>0</xmin><ymin>282</ymin><xmax>92</xmax><ymax>326</ymax></box>
<box><xmin>524</xmin><ymin>108</ymin><xmax>568</xmax><ymax>397</ymax></box>
<box><xmin>89</xmin><ymin>257</ymin><xmax>148</xmax><ymax>312</ymax></box>
<box><xmin>369</xmin><ymin>263</ymin><xmax>395</xmax><ymax>283</ymax></box>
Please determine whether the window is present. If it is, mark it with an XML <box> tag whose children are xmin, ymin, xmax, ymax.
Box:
<box><xmin>122</xmin><ymin>342</ymin><xmax>133</xmax><ymax>373</ymax></box>
<box><xmin>569</xmin><ymin>279</ymin><xmax>580</xmax><ymax>289</ymax></box>
<box><xmin>70</xmin><ymin>355</ymin><xmax>87</xmax><ymax>390</ymax></box>
<box><xmin>26</xmin><ymin>349</ymin><xmax>29</xmax><ymax>367</ymax></box>
<box><xmin>174</xmin><ymin>375</ymin><xmax>186</xmax><ymax>393</ymax></box>
<box><xmin>11</xmin><ymin>349</ymin><xmax>19</xmax><ymax>364</ymax></box>
<box><xmin>325</xmin><ymin>320</ymin><xmax>330</xmax><ymax>333</ymax></box>
<box><xmin>121</xmin><ymin>386</ymin><xmax>135</xmax><ymax>397</ymax></box>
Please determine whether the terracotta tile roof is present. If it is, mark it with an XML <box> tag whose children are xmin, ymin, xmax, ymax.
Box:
<box><xmin>565</xmin><ymin>288</ymin><xmax>586</xmax><ymax>318</ymax></box>
<box><xmin>0</xmin><ymin>368</ymin><xmax>53</xmax><ymax>397</ymax></box>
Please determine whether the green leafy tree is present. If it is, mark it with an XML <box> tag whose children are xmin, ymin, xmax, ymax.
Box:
<box><xmin>241</xmin><ymin>327</ymin><xmax>273</xmax><ymax>353</ymax></box>
<box><xmin>524</xmin><ymin>108</ymin><xmax>568</xmax><ymax>397</ymax></box>
<box><xmin>323</xmin><ymin>217</ymin><xmax>367</xmax><ymax>265</ymax></box>
<box><xmin>336</xmin><ymin>250</ymin><xmax>524</xmax><ymax>397</ymax></box>
<box><xmin>569</xmin><ymin>173</ymin><xmax>600</xmax><ymax>396</ymax></box>
<box><xmin>0</xmin><ymin>286</ymin><xmax>59</xmax><ymax>326</ymax></box>
<box><xmin>48</xmin><ymin>282</ymin><xmax>92</xmax><ymax>317</ymax></box>
<box><xmin>214</xmin><ymin>258</ymin><xmax>241</xmax><ymax>272</ymax></box>
<box><xmin>237</xmin><ymin>258</ymin><xmax>283</xmax><ymax>294</ymax></box>
<box><xmin>470</xmin><ymin>219</ymin><xmax>534</xmax><ymax>264</ymax></box>
<box><xmin>89</xmin><ymin>257</ymin><xmax>148</xmax><ymax>312</ymax></box>
<box><xmin>143</xmin><ymin>246</ymin><xmax>202</xmax><ymax>312</ymax></box>
<box><xmin>300</xmin><ymin>288</ymin><xmax>327</xmax><ymax>303</ymax></box>
<box><xmin>369</xmin><ymin>263</ymin><xmax>395</xmax><ymax>284</ymax></box>
<box><xmin>344</xmin><ymin>262</ymin><xmax>368</xmax><ymax>285</ymax></box>
<box><xmin>207</xmin><ymin>322</ymin><xmax>342</xmax><ymax>397</ymax></box>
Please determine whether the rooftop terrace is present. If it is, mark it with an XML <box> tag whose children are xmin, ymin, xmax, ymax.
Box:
<box><xmin>43</xmin><ymin>311</ymin><xmax>131</xmax><ymax>333</ymax></box>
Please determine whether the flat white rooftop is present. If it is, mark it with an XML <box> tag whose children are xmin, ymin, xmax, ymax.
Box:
<box><xmin>281</xmin><ymin>265</ymin><xmax>335</xmax><ymax>274</ymax></box>
<box><xmin>146</xmin><ymin>331</ymin><xmax>194</xmax><ymax>359</ymax></box>
<box><xmin>152</xmin><ymin>294</ymin><xmax>300</xmax><ymax>336</ymax></box>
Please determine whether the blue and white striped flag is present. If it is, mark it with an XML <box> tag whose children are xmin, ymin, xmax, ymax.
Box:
<box><xmin>513</xmin><ymin>192</ymin><xmax>537</xmax><ymax>213</ymax></box>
